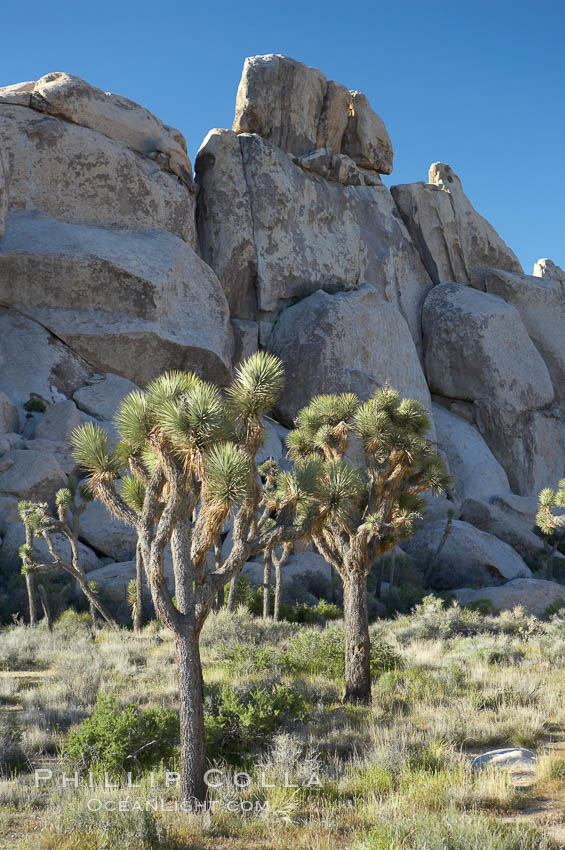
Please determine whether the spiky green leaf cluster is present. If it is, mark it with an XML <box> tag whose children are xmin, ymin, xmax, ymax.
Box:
<box><xmin>120</xmin><ymin>475</ymin><xmax>146</xmax><ymax>515</ymax></box>
<box><xmin>203</xmin><ymin>442</ymin><xmax>251</xmax><ymax>509</ymax></box>
<box><xmin>70</xmin><ymin>422</ymin><xmax>122</xmax><ymax>484</ymax></box>
<box><xmin>227</xmin><ymin>352</ymin><xmax>284</xmax><ymax>418</ymax></box>
<box><xmin>536</xmin><ymin>479</ymin><xmax>565</xmax><ymax>536</ymax></box>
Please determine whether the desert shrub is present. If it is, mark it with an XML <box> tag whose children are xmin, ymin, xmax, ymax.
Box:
<box><xmin>201</xmin><ymin>606</ymin><xmax>297</xmax><ymax>649</ymax></box>
<box><xmin>543</xmin><ymin>598</ymin><xmax>565</xmax><ymax>619</ymax></box>
<box><xmin>63</xmin><ymin>695</ymin><xmax>178</xmax><ymax>777</ymax></box>
<box><xmin>286</xmin><ymin>624</ymin><xmax>401</xmax><ymax>680</ymax></box>
<box><xmin>0</xmin><ymin>714</ymin><xmax>25</xmax><ymax>774</ymax></box>
<box><xmin>204</xmin><ymin>682</ymin><xmax>307</xmax><ymax>762</ymax></box>
<box><xmin>54</xmin><ymin>609</ymin><xmax>94</xmax><ymax>638</ymax></box>
<box><xmin>463</xmin><ymin>598</ymin><xmax>501</xmax><ymax>616</ymax></box>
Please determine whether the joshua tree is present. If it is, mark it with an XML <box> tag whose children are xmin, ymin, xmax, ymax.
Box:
<box><xmin>70</xmin><ymin>353</ymin><xmax>318</xmax><ymax>802</ymax></box>
<box><xmin>18</xmin><ymin>485</ymin><xmax>118</xmax><ymax>630</ymax></box>
<box><xmin>286</xmin><ymin>389</ymin><xmax>449</xmax><ymax>703</ymax></box>
<box><xmin>536</xmin><ymin>479</ymin><xmax>565</xmax><ymax>579</ymax></box>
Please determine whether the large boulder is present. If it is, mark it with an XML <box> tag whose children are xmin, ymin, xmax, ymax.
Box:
<box><xmin>403</xmin><ymin>519</ymin><xmax>532</xmax><ymax>590</ymax></box>
<box><xmin>0</xmin><ymin>104</ymin><xmax>195</xmax><ymax>245</ymax></box>
<box><xmin>0</xmin><ymin>309</ymin><xmax>89</xmax><ymax>422</ymax></box>
<box><xmin>433</xmin><ymin>404</ymin><xmax>510</xmax><ymax>503</ymax></box>
<box><xmin>195</xmin><ymin>129</ymin><xmax>257</xmax><ymax>319</ymax></box>
<box><xmin>453</xmin><ymin>578</ymin><xmax>565</xmax><ymax>617</ymax></box>
<box><xmin>233</xmin><ymin>55</ymin><xmax>392</xmax><ymax>174</ymax></box>
<box><xmin>0</xmin><ymin>212</ymin><xmax>233</xmax><ymax>387</ymax></box>
<box><xmin>268</xmin><ymin>285</ymin><xmax>433</xmax><ymax>427</ymax></box>
<box><xmin>423</xmin><ymin>283</ymin><xmax>564</xmax><ymax>493</ymax></box>
<box><xmin>0</xmin><ymin>515</ymin><xmax>102</xmax><ymax>575</ymax></box>
<box><xmin>484</xmin><ymin>269</ymin><xmax>565</xmax><ymax>404</ymax></box>
<box><xmin>73</xmin><ymin>374</ymin><xmax>139</xmax><ymax>422</ymax></box>
<box><xmin>33</xmin><ymin>400</ymin><xmax>81</xmax><ymax>442</ymax></box>
<box><xmin>4</xmin><ymin>72</ymin><xmax>193</xmax><ymax>188</ymax></box>
<box><xmin>341</xmin><ymin>90</ymin><xmax>393</xmax><ymax>175</ymax></box>
<box><xmin>234</xmin><ymin>134</ymin><xmax>430</xmax><ymax>343</ymax></box>
<box><xmin>0</xmin><ymin>449</ymin><xmax>67</xmax><ymax>503</ymax></box>
<box><xmin>391</xmin><ymin>163</ymin><xmax>522</xmax><ymax>285</ymax></box>
<box><xmin>79</xmin><ymin>500</ymin><xmax>137</xmax><ymax>562</ymax></box>
<box><xmin>458</xmin><ymin>498</ymin><xmax>546</xmax><ymax>561</ymax></box>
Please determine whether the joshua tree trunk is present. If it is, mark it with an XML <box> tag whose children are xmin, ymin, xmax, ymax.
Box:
<box><xmin>25</xmin><ymin>573</ymin><xmax>37</xmax><ymax>627</ymax></box>
<box><xmin>274</xmin><ymin>560</ymin><xmax>282</xmax><ymax>621</ymax></box>
<box><xmin>263</xmin><ymin>549</ymin><xmax>272</xmax><ymax>619</ymax></box>
<box><xmin>176</xmin><ymin>627</ymin><xmax>207</xmax><ymax>803</ymax></box>
<box><xmin>37</xmin><ymin>584</ymin><xmax>53</xmax><ymax>632</ymax></box>
<box><xmin>227</xmin><ymin>576</ymin><xmax>238</xmax><ymax>612</ymax></box>
<box><xmin>134</xmin><ymin>541</ymin><xmax>144</xmax><ymax>633</ymax></box>
<box><xmin>343</xmin><ymin>570</ymin><xmax>371</xmax><ymax>704</ymax></box>
<box><xmin>77</xmin><ymin>577</ymin><xmax>118</xmax><ymax>630</ymax></box>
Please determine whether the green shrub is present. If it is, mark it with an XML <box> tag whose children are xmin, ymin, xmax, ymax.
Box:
<box><xmin>63</xmin><ymin>695</ymin><xmax>178</xmax><ymax>778</ymax></box>
<box><xmin>205</xmin><ymin>682</ymin><xmax>306</xmax><ymax>762</ymax></box>
<box><xmin>0</xmin><ymin>714</ymin><xmax>25</xmax><ymax>774</ymax></box>
<box><xmin>463</xmin><ymin>598</ymin><xmax>501</xmax><ymax>616</ymax></box>
<box><xmin>286</xmin><ymin>624</ymin><xmax>401</xmax><ymax>679</ymax></box>
<box><xmin>543</xmin><ymin>598</ymin><xmax>565</xmax><ymax>619</ymax></box>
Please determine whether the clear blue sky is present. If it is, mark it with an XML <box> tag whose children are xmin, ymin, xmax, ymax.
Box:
<box><xmin>1</xmin><ymin>0</ymin><xmax>563</xmax><ymax>272</ymax></box>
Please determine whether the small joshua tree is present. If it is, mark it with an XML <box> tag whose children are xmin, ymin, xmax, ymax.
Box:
<box><xmin>70</xmin><ymin>353</ymin><xmax>318</xmax><ymax>802</ymax></box>
<box><xmin>19</xmin><ymin>483</ymin><xmax>118</xmax><ymax>630</ymax></box>
<box><xmin>285</xmin><ymin>389</ymin><xmax>449</xmax><ymax>703</ymax></box>
<box><xmin>536</xmin><ymin>479</ymin><xmax>565</xmax><ymax>579</ymax></box>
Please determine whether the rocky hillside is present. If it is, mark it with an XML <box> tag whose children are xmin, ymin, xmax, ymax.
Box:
<box><xmin>1</xmin><ymin>56</ymin><xmax>564</xmax><ymax>617</ymax></box>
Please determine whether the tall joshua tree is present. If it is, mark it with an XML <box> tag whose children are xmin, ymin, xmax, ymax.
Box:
<box><xmin>70</xmin><ymin>354</ymin><xmax>317</xmax><ymax>803</ymax></box>
<box><xmin>537</xmin><ymin>479</ymin><xmax>565</xmax><ymax>578</ymax></box>
<box><xmin>286</xmin><ymin>389</ymin><xmax>449</xmax><ymax>703</ymax></box>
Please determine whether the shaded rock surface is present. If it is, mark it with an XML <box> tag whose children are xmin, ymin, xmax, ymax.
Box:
<box><xmin>404</xmin><ymin>519</ymin><xmax>532</xmax><ymax>590</ymax></box>
<box><xmin>0</xmin><ymin>211</ymin><xmax>233</xmax><ymax>387</ymax></box>
<box><xmin>268</xmin><ymin>285</ymin><xmax>433</xmax><ymax>427</ymax></box>
<box><xmin>453</xmin><ymin>579</ymin><xmax>565</xmax><ymax>617</ymax></box>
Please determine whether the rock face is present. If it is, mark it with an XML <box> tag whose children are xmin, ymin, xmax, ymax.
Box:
<box><xmin>0</xmin><ymin>212</ymin><xmax>233</xmax><ymax>387</ymax></box>
<box><xmin>453</xmin><ymin>579</ymin><xmax>565</xmax><ymax>617</ymax></box>
<box><xmin>33</xmin><ymin>400</ymin><xmax>81</xmax><ymax>442</ymax></box>
<box><xmin>79</xmin><ymin>500</ymin><xmax>137</xmax><ymax>562</ymax></box>
<box><xmin>0</xmin><ymin>105</ymin><xmax>195</xmax><ymax>245</ymax></box>
<box><xmin>197</xmin><ymin>131</ymin><xmax>430</xmax><ymax>346</ymax></box>
<box><xmin>404</xmin><ymin>519</ymin><xmax>532</xmax><ymax>590</ymax></box>
<box><xmin>73</xmin><ymin>374</ymin><xmax>139</xmax><ymax>422</ymax></box>
<box><xmin>391</xmin><ymin>164</ymin><xmax>522</xmax><ymax>284</ymax></box>
<box><xmin>471</xmin><ymin>749</ymin><xmax>536</xmax><ymax>772</ymax></box>
<box><xmin>423</xmin><ymin>283</ymin><xmax>564</xmax><ymax>493</ymax></box>
<box><xmin>0</xmin><ymin>449</ymin><xmax>67</xmax><ymax>503</ymax></box>
<box><xmin>534</xmin><ymin>258</ymin><xmax>565</xmax><ymax>287</ymax></box>
<box><xmin>195</xmin><ymin>129</ymin><xmax>257</xmax><ymax>319</ymax></box>
<box><xmin>268</xmin><ymin>285</ymin><xmax>433</xmax><ymax>426</ymax></box>
<box><xmin>0</xmin><ymin>146</ymin><xmax>9</xmax><ymax>239</ymax></box>
<box><xmin>232</xmin><ymin>54</ymin><xmax>392</xmax><ymax>174</ymax></box>
<box><xmin>458</xmin><ymin>498</ymin><xmax>545</xmax><ymax>561</ymax></box>
<box><xmin>0</xmin><ymin>308</ymin><xmax>89</xmax><ymax>421</ymax></box>
<box><xmin>0</xmin><ymin>393</ymin><xmax>19</xmax><ymax>435</ymax></box>
<box><xmin>433</xmin><ymin>404</ymin><xmax>510</xmax><ymax>503</ymax></box>
<box><xmin>484</xmin><ymin>269</ymin><xmax>565</xmax><ymax>405</ymax></box>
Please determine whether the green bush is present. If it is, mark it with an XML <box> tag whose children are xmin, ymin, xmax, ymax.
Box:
<box><xmin>543</xmin><ymin>598</ymin><xmax>565</xmax><ymax>619</ymax></box>
<box><xmin>63</xmin><ymin>695</ymin><xmax>178</xmax><ymax>778</ymax></box>
<box><xmin>205</xmin><ymin>682</ymin><xmax>306</xmax><ymax>762</ymax></box>
<box><xmin>463</xmin><ymin>598</ymin><xmax>501</xmax><ymax>616</ymax></box>
<box><xmin>286</xmin><ymin>624</ymin><xmax>401</xmax><ymax>679</ymax></box>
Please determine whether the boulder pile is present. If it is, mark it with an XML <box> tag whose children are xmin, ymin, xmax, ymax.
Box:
<box><xmin>1</xmin><ymin>56</ymin><xmax>564</xmax><ymax>615</ymax></box>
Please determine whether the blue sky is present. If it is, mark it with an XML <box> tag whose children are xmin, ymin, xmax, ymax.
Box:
<box><xmin>1</xmin><ymin>0</ymin><xmax>563</xmax><ymax>272</ymax></box>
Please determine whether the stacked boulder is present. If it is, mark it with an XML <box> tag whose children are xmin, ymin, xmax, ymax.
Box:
<box><xmin>1</xmin><ymin>56</ymin><xmax>565</xmax><ymax>616</ymax></box>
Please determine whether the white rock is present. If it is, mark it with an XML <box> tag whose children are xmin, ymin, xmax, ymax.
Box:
<box><xmin>0</xmin><ymin>392</ymin><xmax>19</xmax><ymax>434</ymax></box>
<box><xmin>453</xmin><ymin>579</ymin><xmax>565</xmax><ymax>617</ymax></box>
<box><xmin>484</xmin><ymin>269</ymin><xmax>565</xmax><ymax>405</ymax></box>
<box><xmin>0</xmin><ymin>308</ymin><xmax>89</xmax><ymax>420</ymax></box>
<box><xmin>256</xmin><ymin>419</ymin><xmax>284</xmax><ymax>466</ymax></box>
<box><xmin>296</xmin><ymin>148</ymin><xmax>383</xmax><ymax>187</ymax></box>
<box><xmin>392</xmin><ymin>164</ymin><xmax>523</xmax><ymax>284</ymax></box>
<box><xmin>433</xmin><ymin>404</ymin><xmax>510</xmax><ymax>503</ymax></box>
<box><xmin>195</xmin><ymin>129</ymin><xmax>257</xmax><ymax>319</ymax></box>
<box><xmin>0</xmin><ymin>212</ymin><xmax>233</xmax><ymax>387</ymax></box>
<box><xmin>269</xmin><ymin>285</ymin><xmax>434</xmax><ymax>428</ymax></box>
<box><xmin>533</xmin><ymin>258</ymin><xmax>565</xmax><ymax>288</ymax></box>
<box><xmin>471</xmin><ymin>749</ymin><xmax>536</xmax><ymax>772</ymax></box>
<box><xmin>73</xmin><ymin>374</ymin><xmax>139</xmax><ymax>421</ymax></box>
<box><xmin>403</xmin><ymin>519</ymin><xmax>532</xmax><ymax>590</ymax></box>
<box><xmin>79</xmin><ymin>499</ymin><xmax>137</xmax><ymax>562</ymax></box>
<box><xmin>243</xmin><ymin>551</ymin><xmax>332</xmax><ymax>586</ymax></box>
<box><xmin>23</xmin><ymin>439</ymin><xmax>78</xmax><ymax>476</ymax></box>
<box><xmin>0</xmin><ymin>104</ymin><xmax>195</xmax><ymax>245</ymax></box>
<box><xmin>27</xmin><ymin>72</ymin><xmax>193</xmax><ymax>187</ymax></box>
<box><xmin>238</xmin><ymin>134</ymin><xmax>430</xmax><ymax>344</ymax></box>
